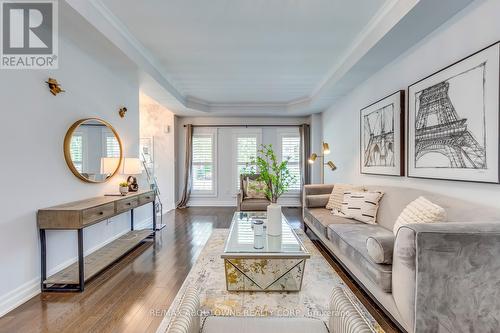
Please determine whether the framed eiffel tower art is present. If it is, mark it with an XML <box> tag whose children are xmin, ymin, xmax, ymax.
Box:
<box><xmin>408</xmin><ymin>42</ymin><xmax>500</xmax><ymax>183</ymax></box>
<box><xmin>360</xmin><ymin>90</ymin><xmax>405</xmax><ymax>176</ymax></box>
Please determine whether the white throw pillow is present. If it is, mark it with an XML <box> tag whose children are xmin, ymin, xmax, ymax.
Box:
<box><xmin>246</xmin><ymin>179</ymin><xmax>267</xmax><ymax>199</ymax></box>
<box><xmin>393</xmin><ymin>196</ymin><xmax>446</xmax><ymax>235</ymax></box>
<box><xmin>326</xmin><ymin>184</ymin><xmax>365</xmax><ymax>210</ymax></box>
<box><xmin>337</xmin><ymin>191</ymin><xmax>384</xmax><ymax>224</ymax></box>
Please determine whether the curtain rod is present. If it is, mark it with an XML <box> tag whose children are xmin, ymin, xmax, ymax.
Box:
<box><xmin>183</xmin><ymin>124</ymin><xmax>308</xmax><ymax>128</ymax></box>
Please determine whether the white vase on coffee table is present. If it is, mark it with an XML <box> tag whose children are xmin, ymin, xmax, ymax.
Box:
<box><xmin>266</xmin><ymin>203</ymin><xmax>282</xmax><ymax>236</ymax></box>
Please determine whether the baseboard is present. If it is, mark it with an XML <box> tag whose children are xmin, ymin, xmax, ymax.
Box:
<box><xmin>187</xmin><ymin>199</ymin><xmax>302</xmax><ymax>208</ymax></box>
<box><xmin>0</xmin><ymin>217</ymin><xmax>152</xmax><ymax>318</ymax></box>
<box><xmin>187</xmin><ymin>200</ymin><xmax>236</xmax><ymax>207</ymax></box>
<box><xmin>0</xmin><ymin>278</ymin><xmax>40</xmax><ymax>318</ymax></box>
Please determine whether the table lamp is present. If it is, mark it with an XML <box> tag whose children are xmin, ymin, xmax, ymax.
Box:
<box><xmin>122</xmin><ymin>158</ymin><xmax>142</xmax><ymax>192</ymax></box>
<box><xmin>101</xmin><ymin>157</ymin><xmax>121</xmax><ymax>179</ymax></box>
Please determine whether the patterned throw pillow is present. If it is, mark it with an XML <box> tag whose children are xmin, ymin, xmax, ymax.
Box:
<box><xmin>326</xmin><ymin>184</ymin><xmax>365</xmax><ymax>210</ymax></box>
<box><xmin>337</xmin><ymin>191</ymin><xmax>384</xmax><ymax>224</ymax></box>
<box><xmin>245</xmin><ymin>179</ymin><xmax>268</xmax><ymax>199</ymax></box>
<box><xmin>393</xmin><ymin>196</ymin><xmax>446</xmax><ymax>235</ymax></box>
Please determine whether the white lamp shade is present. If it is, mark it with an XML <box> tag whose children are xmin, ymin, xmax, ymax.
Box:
<box><xmin>101</xmin><ymin>157</ymin><xmax>120</xmax><ymax>174</ymax></box>
<box><xmin>122</xmin><ymin>157</ymin><xmax>142</xmax><ymax>175</ymax></box>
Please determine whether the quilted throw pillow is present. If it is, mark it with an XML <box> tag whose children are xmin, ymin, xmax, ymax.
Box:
<box><xmin>245</xmin><ymin>178</ymin><xmax>267</xmax><ymax>199</ymax></box>
<box><xmin>326</xmin><ymin>184</ymin><xmax>365</xmax><ymax>210</ymax></box>
<box><xmin>393</xmin><ymin>196</ymin><xmax>446</xmax><ymax>235</ymax></box>
<box><xmin>338</xmin><ymin>191</ymin><xmax>384</xmax><ymax>224</ymax></box>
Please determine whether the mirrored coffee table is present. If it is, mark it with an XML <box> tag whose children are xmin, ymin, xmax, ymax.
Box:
<box><xmin>222</xmin><ymin>211</ymin><xmax>310</xmax><ymax>291</ymax></box>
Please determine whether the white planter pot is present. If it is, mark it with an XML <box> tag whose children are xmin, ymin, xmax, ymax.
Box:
<box><xmin>119</xmin><ymin>186</ymin><xmax>129</xmax><ymax>195</ymax></box>
<box><xmin>266</xmin><ymin>203</ymin><xmax>282</xmax><ymax>236</ymax></box>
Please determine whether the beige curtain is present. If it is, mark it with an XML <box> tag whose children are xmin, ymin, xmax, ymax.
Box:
<box><xmin>299</xmin><ymin>124</ymin><xmax>311</xmax><ymax>205</ymax></box>
<box><xmin>176</xmin><ymin>124</ymin><xmax>193</xmax><ymax>208</ymax></box>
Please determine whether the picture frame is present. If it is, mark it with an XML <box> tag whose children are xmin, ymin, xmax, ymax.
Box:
<box><xmin>407</xmin><ymin>42</ymin><xmax>500</xmax><ymax>184</ymax></box>
<box><xmin>360</xmin><ymin>90</ymin><xmax>405</xmax><ymax>176</ymax></box>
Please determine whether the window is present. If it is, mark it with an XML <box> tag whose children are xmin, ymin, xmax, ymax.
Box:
<box><xmin>280</xmin><ymin>132</ymin><xmax>301</xmax><ymax>193</ymax></box>
<box><xmin>70</xmin><ymin>134</ymin><xmax>83</xmax><ymax>172</ymax></box>
<box><xmin>105</xmin><ymin>134</ymin><xmax>120</xmax><ymax>158</ymax></box>
<box><xmin>192</xmin><ymin>131</ymin><xmax>216</xmax><ymax>195</ymax></box>
<box><xmin>234</xmin><ymin>131</ymin><xmax>261</xmax><ymax>191</ymax></box>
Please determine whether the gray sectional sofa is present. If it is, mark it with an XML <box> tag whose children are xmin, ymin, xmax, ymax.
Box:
<box><xmin>303</xmin><ymin>184</ymin><xmax>500</xmax><ymax>333</ymax></box>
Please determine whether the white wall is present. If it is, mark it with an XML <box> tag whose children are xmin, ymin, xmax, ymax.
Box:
<box><xmin>322</xmin><ymin>0</ymin><xmax>500</xmax><ymax>208</ymax></box>
<box><xmin>0</xmin><ymin>27</ymin><xmax>151</xmax><ymax>316</ymax></box>
<box><xmin>309</xmin><ymin>113</ymin><xmax>323</xmax><ymax>184</ymax></box>
<box><xmin>175</xmin><ymin>117</ymin><xmax>310</xmax><ymax>206</ymax></box>
<box><xmin>140</xmin><ymin>93</ymin><xmax>176</xmax><ymax>211</ymax></box>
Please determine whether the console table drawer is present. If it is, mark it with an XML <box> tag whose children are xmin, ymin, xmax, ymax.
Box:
<box><xmin>116</xmin><ymin>197</ymin><xmax>139</xmax><ymax>213</ymax></box>
<box><xmin>139</xmin><ymin>193</ymin><xmax>154</xmax><ymax>205</ymax></box>
<box><xmin>82</xmin><ymin>203</ymin><xmax>115</xmax><ymax>225</ymax></box>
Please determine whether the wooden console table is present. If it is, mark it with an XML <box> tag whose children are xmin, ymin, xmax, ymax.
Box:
<box><xmin>37</xmin><ymin>190</ymin><xmax>156</xmax><ymax>292</ymax></box>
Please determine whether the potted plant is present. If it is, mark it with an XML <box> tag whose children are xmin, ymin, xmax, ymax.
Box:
<box><xmin>247</xmin><ymin>144</ymin><xmax>296</xmax><ymax>235</ymax></box>
<box><xmin>119</xmin><ymin>182</ymin><xmax>129</xmax><ymax>195</ymax></box>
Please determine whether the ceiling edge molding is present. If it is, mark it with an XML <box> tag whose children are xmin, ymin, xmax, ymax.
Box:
<box><xmin>310</xmin><ymin>0</ymin><xmax>419</xmax><ymax>99</ymax></box>
<box><xmin>65</xmin><ymin>0</ymin><xmax>187</xmax><ymax>106</ymax></box>
<box><xmin>66</xmin><ymin>0</ymin><xmax>438</xmax><ymax>116</ymax></box>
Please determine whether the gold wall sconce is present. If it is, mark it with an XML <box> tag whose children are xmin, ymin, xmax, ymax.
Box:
<box><xmin>119</xmin><ymin>107</ymin><xmax>128</xmax><ymax>118</ymax></box>
<box><xmin>46</xmin><ymin>78</ymin><xmax>65</xmax><ymax>96</ymax></box>
<box><xmin>308</xmin><ymin>141</ymin><xmax>336</xmax><ymax>183</ymax></box>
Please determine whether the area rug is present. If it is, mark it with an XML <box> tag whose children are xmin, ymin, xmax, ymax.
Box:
<box><xmin>156</xmin><ymin>228</ymin><xmax>384</xmax><ymax>333</ymax></box>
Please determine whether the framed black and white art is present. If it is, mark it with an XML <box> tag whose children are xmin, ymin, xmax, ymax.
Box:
<box><xmin>360</xmin><ymin>90</ymin><xmax>405</xmax><ymax>176</ymax></box>
<box><xmin>407</xmin><ymin>42</ymin><xmax>500</xmax><ymax>183</ymax></box>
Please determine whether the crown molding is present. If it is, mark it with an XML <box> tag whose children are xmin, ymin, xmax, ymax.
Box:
<box><xmin>66</xmin><ymin>0</ymin><xmax>472</xmax><ymax>116</ymax></box>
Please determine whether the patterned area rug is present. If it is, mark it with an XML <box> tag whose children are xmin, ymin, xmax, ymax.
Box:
<box><xmin>156</xmin><ymin>228</ymin><xmax>383</xmax><ymax>333</ymax></box>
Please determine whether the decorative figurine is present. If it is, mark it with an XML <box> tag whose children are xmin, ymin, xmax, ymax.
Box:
<box><xmin>46</xmin><ymin>78</ymin><xmax>65</xmax><ymax>96</ymax></box>
<box><xmin>127</xmin><ymin>175</ymin><xmax>139</xmax><ymax>192</ymax></box>
<box><xmin>119</xmin><ymin>107</ymin><xmax>128</xmax><ymax>118</ymax></box>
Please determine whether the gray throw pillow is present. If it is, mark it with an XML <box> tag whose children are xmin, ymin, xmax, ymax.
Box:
<box><xmin>366</xmin><ymin>235</ymin><xmax>395</xmax><ymax>264</ymax></box>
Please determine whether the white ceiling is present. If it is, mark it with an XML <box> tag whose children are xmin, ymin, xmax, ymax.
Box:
<box><xmin>65</xmin><ymin>0</ymin><xmax>476</xmax><ymax>116</ymax></box>
<box><xmin>100</xmin><ymin>0</ymin><xmax>386</xmax><ymax>104</ymax></box>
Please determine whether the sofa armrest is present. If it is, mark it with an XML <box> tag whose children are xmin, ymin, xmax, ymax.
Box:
<box><xmin>303</xmin><ymin>184</ymin><xmax>334</xmax><ymax>208</ymax></box>
<box><xmin>303</xmin><ymin>184</ymin><xmax>334</xmax><ymax>196</ymax></box>
<box><xmin>236</xmin><ymin>191</ymin><xmax>243</xmax><ymax>211</ymax></box>
<box><xmin>392</xmin><ymin>222</ymin><xmax>500</xmax><ymax>333</ymax></box>
<box><xmin>165</xmin><ymin>285</ymin><xmax>200</xmax><ymax>333</ymax></box>
<box><xmin>329</xmin><ymin>287</ymin><xmax>372</xmax><ymax>333</ymax></box>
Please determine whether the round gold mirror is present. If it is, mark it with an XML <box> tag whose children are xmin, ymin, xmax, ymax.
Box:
<box><xmin>64</xmin><ymin>118</ymin><xmax>123</xmax><ymax>183</ymax></box>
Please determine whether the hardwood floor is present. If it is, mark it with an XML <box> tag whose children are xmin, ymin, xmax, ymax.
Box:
<box><xmin>0</xmin><ymin>207</ymin><xmax>398</xmax><ymax>333</ymax></box>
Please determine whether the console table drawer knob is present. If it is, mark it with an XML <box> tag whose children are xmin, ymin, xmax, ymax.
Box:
<box><xmin>82</xmin><ymin>203</ymin><xmax>115</xmax><ymax>225</ymax></box>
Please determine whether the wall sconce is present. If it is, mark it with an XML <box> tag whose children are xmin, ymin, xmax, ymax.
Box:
<box><xmin>308</xmin><ymin>141</ymin><xmax>336</xmax><ymax>183</ymax></box>
<box><xmin>45</xmin><ymin>78</ymin><xmax>65</xmax><ymax>96</ymax></box>
<box><xmin>119</xmin><ymin>107</ymin><xmax>128</xmax><ymax>118</ymax></box>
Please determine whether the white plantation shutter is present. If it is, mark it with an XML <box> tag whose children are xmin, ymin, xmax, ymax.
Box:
<box><xmin>192</xmin><ymin>135</ymin><xmax>215</xmax><ymax>193</ymax></box>
<box><xmin>236</xmin><ymin>136</ymin><xmax>258</xmax><ymax>191</ymax></box>
<box><xmin>106</xmin><ymin>135</ymin><xmax>120</xmax><ymax>157</ymax></box>
<box><xmin>281</xmin><ymin>135</ymin><xmax>301</xmax><ymax>192</ymax></box>
<box><xmin>70</xmin><ymin>134</ymin><xmax>83</xmax><ymax>172</ymax></box>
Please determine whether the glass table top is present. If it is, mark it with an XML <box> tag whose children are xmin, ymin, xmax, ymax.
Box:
<box><xmin>223</xmin><ymin>211</ymin><xmax>309</xmax><ymax>256</ymax></box>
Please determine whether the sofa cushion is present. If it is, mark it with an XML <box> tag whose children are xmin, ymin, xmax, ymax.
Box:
<box><xmin>393</xmin><ymin>196</ymin><xmax>446</xmax><ymax>235</ymax></box>
<box><xmin>245</xmin><ymin>178</ymin><xmax>267</xmax><ymax>199</ymax></box>
<box><xmin>304</xmin><ymin>208</ymin><xmax>359</xmax><ymax>239</ymax></box>
<box><xmin>202</xmin><ymin>317</ymin><xmax>329</xmax><ymax>333</ymax></box>
<box><xmin>240</xmin><ymin>199</ymin><xmax>270</xmax><ymax>211</ymax></box>
<box><xmin>327</xmin><ymin>224</ymin><xmax>393</xmax><ymax>292</ymax></box>
<box><xmin>366</xmin><ymin>234</ymin><xmax>395</xmax><ymax>264</ymax></box>
<box><xmin>339</xmin><ymin>191</ymin><xmax>384</xmax><ymax>224</ymax></box>
<box><xmin>326</xmin><ymin>184</ymin><xmax>364</xmax><ymax>210</ymax></box>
